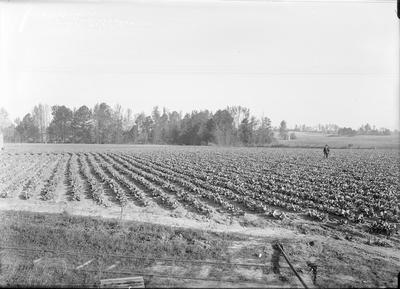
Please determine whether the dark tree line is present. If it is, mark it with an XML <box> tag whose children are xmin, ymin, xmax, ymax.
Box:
<box><xmin>1</xmin><ymin>103</ymin><xmax>393</xmax><ymax>145</ymax></box>
<box><xmin>1</xmin><ymin>103</ymin><xmax>275</xmax><ymax>146</ymax></box>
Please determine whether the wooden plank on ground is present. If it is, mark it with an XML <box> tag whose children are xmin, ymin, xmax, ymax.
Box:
<box><xmin>75</xmin><ymin>258</ymin><xmax>94</xmax><ymax>269</ymax></box>
<box><xmin>33</xmin><ymin>257</ymin><xmax>42</xmax><ymax>264</ymax></box>
<box><xmin>106</xmin><ymin>261</ymin><xmax>121</xmax><ymax>271</ymax></box>
<box><xmin>100</xmin><ymin>276</ymin><xmax>145</xmax><ymax>288</ymax></box>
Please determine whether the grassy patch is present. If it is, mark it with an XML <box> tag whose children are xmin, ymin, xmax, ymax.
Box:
<box><xmin>0</xmin><ymin>210</ymin><xmax>243</xmax><ymax>287</ymax></box>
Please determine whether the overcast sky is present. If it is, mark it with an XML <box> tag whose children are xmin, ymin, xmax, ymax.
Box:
<box><xmin>0</xmin><ymin>0</ymin><xmax>398</xmax><ymax>129</ymax></box>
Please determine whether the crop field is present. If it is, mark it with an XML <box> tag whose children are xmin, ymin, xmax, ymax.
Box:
<box><xmin>1</xmin><ymin>144</ymin><xmax>400</xmax><ymax>287</ymax></box>
<box><xmin>0</xmin><ymin>145</ymin><xmax>399</xmax><ymax>235</ymax></box>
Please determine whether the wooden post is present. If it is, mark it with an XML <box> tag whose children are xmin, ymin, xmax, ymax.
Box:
<box><xmin>277</xmin><ymin>243</ymin><xmax>309</xmax><ymax>289</ymax></box>
<box><xmin>120</xmin><ymin>206</ymin><xmax>123</xmax><ymax>221</ymax></box>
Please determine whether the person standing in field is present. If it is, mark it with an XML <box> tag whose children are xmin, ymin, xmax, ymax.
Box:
<box><xmin>323</xmin><ymin>144</ymin><xmax>330</xmax><ymax>158</ymax></box>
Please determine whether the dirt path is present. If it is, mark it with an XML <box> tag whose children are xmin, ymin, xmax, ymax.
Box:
<box><xmin>0</xmin><ymin>198</ymin><xmax>294</xmax><ymax>238</ymax></box>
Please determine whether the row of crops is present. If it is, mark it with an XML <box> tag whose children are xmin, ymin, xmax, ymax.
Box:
<box><xmin>0</xmin><ymin>148</ymin><xmax>399</xmax><ymax>235</ymax></box>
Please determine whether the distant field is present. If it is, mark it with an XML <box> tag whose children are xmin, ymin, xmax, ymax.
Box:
<box><xmin>2</xmin><ymin>132</ymin><xmax>399</xmax><ymax>152</ymax></box>
<box><xmin>276</xmin><ymin>132</ymin><xmax>399</xmax><ymax>149</ymax></box>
